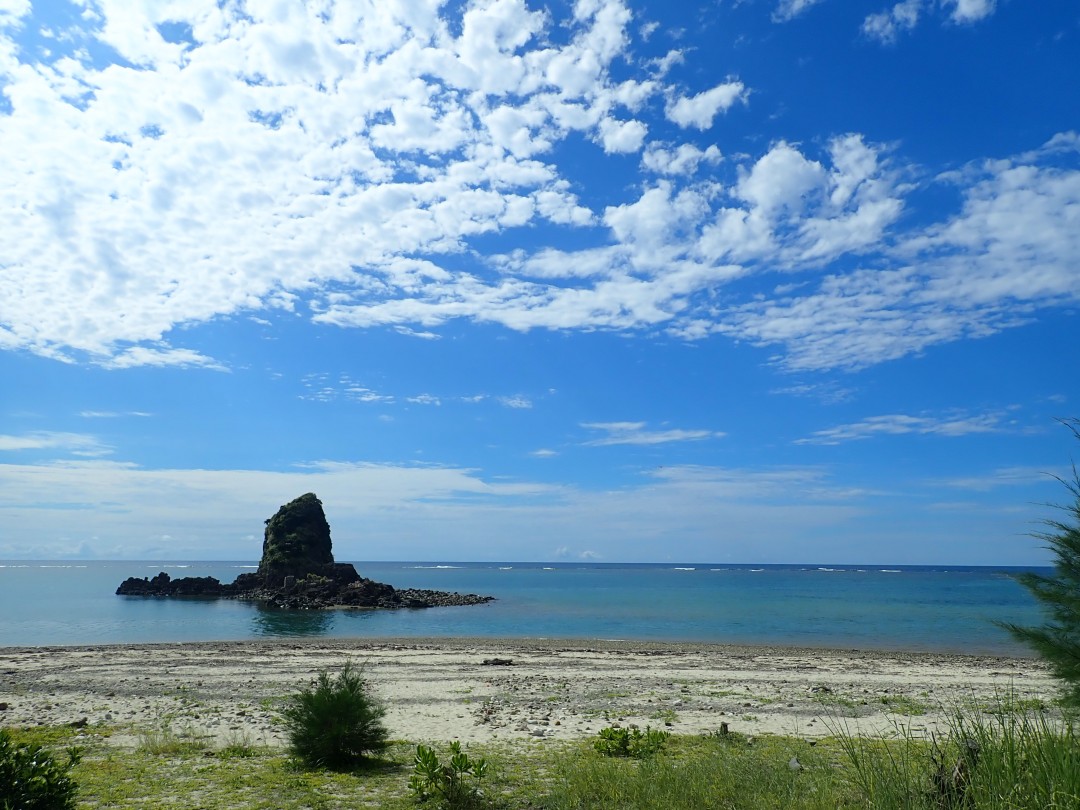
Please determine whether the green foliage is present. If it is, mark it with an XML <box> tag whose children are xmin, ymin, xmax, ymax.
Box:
<box><xmin>833</xmin><ymin>697</ymin><xmax>1080</xmax><ymax>809</ymax></box>
<box><xmin>260</xmin><ymin>492</ymin><xmax>334</xmax><ymax>572</ymax></box>
<box><xmin>409</xmin><ymin>741</ymin><xmax>488</xmax><ymax>807</ymax></box>
<box><xmin>550</xmin><ymin>734</ymin><xmax>845</xmax><ymax>810</ymax></box>
<box><xmin>0</xmin><ymin>728</ymin><xmax>80</xmax><ymax>810</ymax></box>
<box><xmin>1000</xmin><ymin>418</ymin><xmax>1080</xmax><ymax>707</ymax></box>
<box><xmin>592</xmin><ymin>725</ymin><xmax>669</xmax><ymax>758</ymax></box>
<box><xmin>280</xmin><ymin>661</ymin><xmax>389</xmax><ymax>770</ymax></box>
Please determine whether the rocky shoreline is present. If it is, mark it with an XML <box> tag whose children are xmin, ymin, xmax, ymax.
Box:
<box><xmin>115</xmin><ymin>493</ymin><xmax>494</xmax><ymax>610</ymax></box>
<box><xmin>116</xmin><ymin>570</ymin><xmax>494</xmax><ymax>609</ymax></box>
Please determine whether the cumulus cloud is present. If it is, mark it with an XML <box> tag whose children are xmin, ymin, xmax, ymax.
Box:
<box><xmin>863</xmin><ymin>0</ymin><xmax>923</xmax><ymax>43</ymax></box>
<box><xmin>946</xmin><ymin>0</ymin><xmax>996</xmax><ymax>23</ymax></box>
<box><xmin>863</xmin><ymin>0</ymin><xmax>995</xmax><ymax>42</ymax></box>
<box><xmin>665</xmin><ymin>81</ymin><xmax>747</xmax><ymax>130</ymax></box>
<box><xmin>715</xmin><ymin>135</ymin><xmax>1080</xmax><ymax>371</ymax></box>
<box><xmin>0</xmin><ymin>0</ymin><xmax>672</xmax><ymax>366</ymax></box>
<box><xmin>0</xmin><ymin>1</ymin><xmax>1072</xmax><ymax>378</ymax></box>
<box><xmin>773</xmin><ymin>0</ymin><xmax>824</xmax><ymax>23</ymax></box>
<box><xmin>641</xmin><ymin>143</ymin><xmax>722</xmax><ymax>176</ymax></box>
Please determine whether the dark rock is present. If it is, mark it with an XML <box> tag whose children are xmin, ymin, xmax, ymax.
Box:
<box><xmin>115</xmin><ymin>493</ymin><xmax>494</xmax><ymax>611</ymax></box>
<box><xmin>257</xmin><ymin>493</ymin><xmax>335</xmax><ymax>582</ymax></box>
<box><xmin>117</xmin><ymin>572</ymin><xmax>225</xmax><ymax>597</ymax></box>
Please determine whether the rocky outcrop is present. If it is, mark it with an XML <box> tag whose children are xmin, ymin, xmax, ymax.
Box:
<box><xmin>257</xmin><ymin>492</ymin><xmax>335</xmax><ymax>583</ymax></box>
<box><xmin>116</xmin><ymin>494</ymin><xmax>494</xmax><ymax>610</ymax></box>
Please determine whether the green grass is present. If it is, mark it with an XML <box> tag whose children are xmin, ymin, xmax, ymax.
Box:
<box><xmin>4</xmin><ymin>695</ymin><xmax>1079</xmax><ymax>810</ymax></box>
<box><xmin>879</xmin><ymin>694</ymin><xmax>930</xmax><ymax>716</ymax></box>
<box><xmin>137</xmin><ymin>722</ymin><xmax>209</xmax><ymax>756</ymax></box>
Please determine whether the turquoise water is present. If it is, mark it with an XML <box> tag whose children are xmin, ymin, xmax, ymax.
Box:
<box><xmin>0</xmin><ymin>561</ymin><xmax>1048</xmax><ymax>655</ymax></box>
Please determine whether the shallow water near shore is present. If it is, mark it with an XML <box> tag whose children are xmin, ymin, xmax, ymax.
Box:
<box><xmin>0</xmin><ymin>560</ymin><xmax>1048</xmax><ymax>654</ymax></box>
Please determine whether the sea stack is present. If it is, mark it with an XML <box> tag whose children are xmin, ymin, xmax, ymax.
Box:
<box><xmin>116</xmin><ymin>494</ymin><xmax>493</xmax><ymax>610</ymax></box>
<box><xmin>260</xmin><ymin>493</ymin><xmax>334</xmax><ymax>576</ymax></box>
<box><xmin>256</xmin><ymin>493</ymin><xmax>355</xmax><ymax>587</ymax></box>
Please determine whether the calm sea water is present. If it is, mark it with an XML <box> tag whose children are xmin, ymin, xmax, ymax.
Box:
<box><xmin>0</xmin><ymin>561</ymin><xmax>1049</xmax><ymax>655</ymax></box>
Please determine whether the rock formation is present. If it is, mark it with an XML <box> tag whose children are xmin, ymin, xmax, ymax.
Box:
<box><xmin>257</xmin><ymin>492</ymin><xmax>335</xmax><ymax>582</ymax></box>
<box><xmin>116</xmin><ymin>493</ymin><xmax>493</xmax><ymax>610</ymax></box>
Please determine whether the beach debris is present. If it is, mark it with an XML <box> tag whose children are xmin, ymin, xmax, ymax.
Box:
<box><xmin>481</xmin><ymin>658</ymin><xmax>514</xmax><ymax>666</ymax></box>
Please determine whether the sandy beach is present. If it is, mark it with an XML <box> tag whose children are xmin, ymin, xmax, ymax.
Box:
<box><xmin>0</xmin><ymin>638</ymin><xmax>1056</xmax><ymax>749</ymax></box>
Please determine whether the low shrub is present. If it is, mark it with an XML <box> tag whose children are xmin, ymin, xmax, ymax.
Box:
<box><xmin>280</xmin><ymin>661</ymin><xmax>389</xmax><ymax>769</ymax></box>
<box><xmin>410</xmin><ymin>741</ymin><xmax>488</xmax><ymax>807</ymax></box>
<box><xmin>593</xmin><ymin>725</ymin><xmax>668</xmax><ymax>758</ymax></box>
<box><xmin>0</xmin><ymin>728</ymin><xmax>80</xmax><ymax>810</ymax></box>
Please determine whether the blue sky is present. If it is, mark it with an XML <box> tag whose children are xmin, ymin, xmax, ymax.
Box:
<box><xmin>1</xmin><ymin>0</ymin><xmax>1078</xmax><ymax>564</ymax></box>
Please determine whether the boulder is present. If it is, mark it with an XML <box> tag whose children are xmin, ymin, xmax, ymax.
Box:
<box><xmin>116</xmin><ymin>572</ymin><xmax>224</xmax><ymax>597</ymax></box>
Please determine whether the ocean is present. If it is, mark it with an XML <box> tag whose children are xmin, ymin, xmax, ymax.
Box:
<box><xmin>0</xmin><ymin>561</ymin><xmax>1049</xmax><ymax>655</ymax></box>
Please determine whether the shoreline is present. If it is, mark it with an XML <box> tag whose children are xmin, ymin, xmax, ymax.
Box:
<box><xmin>0</xmin><ymin>637</ymin><xmax>1055</xmax><ymax>748</ymax></box>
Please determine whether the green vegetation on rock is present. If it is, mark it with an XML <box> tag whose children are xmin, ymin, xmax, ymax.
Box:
<box><xmin>258</xmin><ymin>492</ymin><xmax>335</xmax><ymax>580</ymax></box>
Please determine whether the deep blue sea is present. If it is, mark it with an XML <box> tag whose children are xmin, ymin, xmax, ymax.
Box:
<box><xmin>0</xmin><ymin>561</ymin><xmax>1050</xmax><ymax>655</ymax></box>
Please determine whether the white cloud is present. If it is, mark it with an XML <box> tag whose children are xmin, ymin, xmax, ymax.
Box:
<box><xmin>0</xmin><ymin>456</ymin><xmax>1056</xmax><ymax>563</ymax></box>
<box><xmin>582</xmin><ymin>421</ymin><xmax>724</xmax><ymax>446</ymax></box>
<box><xmin>407</xmin><ymin>394</ymin><xmax>442</xmax><ymax>406</ymax></box>
<box><xmin>499</xmin><ymin>395</ymin><xmax>533</xmax><ymax>409</ymax></box>
<box><xmin>598</xmin><ymin>116</ymin><xmax>647</xmax><ymax>153</ymax></box>
<box><xmin>300</xmin><ymin>374</ymin><xmax>394</xmax><ymax>404</ymax></box>
<box><xmin>0</xmin><ymin>0</ymin><xmax>30</xmax><ymax>25</ymax></box>
<box><xmin>863</xmin><ymin>0</ymin><xmax>994</xmax><ymax>42</ymax></box>
<box><xmin>735</xmin><ymin>141</ymin><xmax>826</xmax><ymax>215</ymax></box>
<box><xmin>0</xmin><ymin>431</ymin><xmax>112</xmax><ymax>457</ymax></box>
<box><xmin>0</xmin><ymin>3</ymin><xmax>1073</xmax><ymax>378</ymax></box>
<box><xmin>715</xmin><ymin>135</ymin><xmax>1080</xmax><ymax>371</ymax></box>
<box><xmin>797</xmin><ymin>412</ymin><xmax>1008</xmax><ymax>445</ymax></box>
<box><xmin>79</xmin><ymin>410</ymin><xmax>151</xmax><ymax>418</ymax></box>
<box><xmin>863</xmin><ymin>0</ymin><xmax>924</xmax><ymax>44</ymax></box>
<box><xmin>0</xmin><ymin>458</ymin><xmax>835</xmax><ymax>559</ymax></box>
<box><xmin>665</xmin><ymin>81</ymin><xmax>747</xmax><ymax>130</ymax></box>
<box><xmin>946</xmin><ymin>0</ymin><xmax>996</xmax><ymax>23</ymax></box>
<box><xmin>773</xmin><ymin>0</ymin><xmax>824</xmax><ymax>23</ymax></box>
<box><xmin>102</xmin><ymin>346</ymin><xmax>228</xmax><ymax>371</ymax></box>
<box><xmin>641</xmin><ymin>143</ymin><xmax>722</xmax><ymax>176</ymax></box>
<box><xmin>0</xmin><ymin>0</ymin><xmax>659</xmax><ymax>367</ymax></box>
